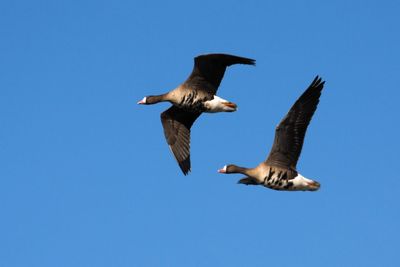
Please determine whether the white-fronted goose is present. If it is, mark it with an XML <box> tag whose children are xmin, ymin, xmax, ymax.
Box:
<box><xmin>138</xmin><ymin>53</ymin><xmax>255</xmax><ymax>175</ymax></box>
<box><xmin>218</xmin><ymin>76</ymin><xmax>325</xmax><ymax>191</ymax></box>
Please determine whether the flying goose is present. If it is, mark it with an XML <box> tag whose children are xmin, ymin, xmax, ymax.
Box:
<box><xmin>218</xmin><ymin>76</ymin><xmax>325</xmax><ymax>191</ymax></box>
<box><xmin>138</xmin><ymin>53</ymin><xmax>255</xmax><ymax>175</ymax></box>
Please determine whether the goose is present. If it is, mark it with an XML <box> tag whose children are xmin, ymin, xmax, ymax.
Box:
<box><xmin>138</xmin><ymin>53</ymin><xmax>255</xmax><ymax>175</ymax></box>
<box><xmin>218</xmin><ymin>76</ymin><xmax>325</xmax><ymax>191</ymax></box>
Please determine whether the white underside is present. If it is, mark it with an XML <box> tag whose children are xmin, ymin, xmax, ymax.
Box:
<box><xmin>203</xmin><ymin>95</ymin><xmax>236</xmax><ymax>113</ymax></box>
<box><xmin>291</xmin><ymin>173</ymin><xmax>319</xmax><ymax>191</ymax></box>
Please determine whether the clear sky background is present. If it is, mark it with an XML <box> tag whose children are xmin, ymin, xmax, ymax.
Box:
<box><xmin>1</xmin><ymin>0</ymin><xmax>400</xmax><ymax>266</ymax></box>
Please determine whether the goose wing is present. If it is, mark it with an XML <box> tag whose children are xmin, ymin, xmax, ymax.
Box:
<box><xmin>161</xmin><ymin>106</ymin><xmax>201</xmax><ymax>175</ymax></box>
<box><xmin>265</xmin><ymin>76</ymin><xmax>325</xmax><ymax>169</ymax></box>
<box><xmin>183</xmin><ymin>53</ymin><xmax>255</xmax><ymax>95</ymax></box>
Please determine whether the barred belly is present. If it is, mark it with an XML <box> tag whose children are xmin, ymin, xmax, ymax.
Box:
<box><xmin>262</xmin><ymin>167</ymin><xmax>296</xmax><ymax>191</ymax></box>
<box><xmin>177</xmin><ymin>90</ymin><xmax>209</xmax><ymax>112</ymax></box>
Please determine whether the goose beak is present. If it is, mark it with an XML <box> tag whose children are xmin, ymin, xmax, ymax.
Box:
<box><xmin>137</xmin><ymin>97</ymin><xmax>146</xmax><ymax>105</ymax></box>
<box><xmin>223</xmin><ymin>102</ymin><xmax>237</xmax><ymax>109</ymax></box>
<box><xmin>218</xmin><ymin>165</ymin><xmax>227</xmax><ymax>173</ymax></box>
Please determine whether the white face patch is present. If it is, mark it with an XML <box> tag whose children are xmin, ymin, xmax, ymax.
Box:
<box><xmin>218</xmin><ymin>165</ymin><xmax>228</xmax><ymax>173</ymax></box>
<box><xmin>137</xmin><ymin>96</ymin><xmax>147</xmax><ymax>104</ymax></box>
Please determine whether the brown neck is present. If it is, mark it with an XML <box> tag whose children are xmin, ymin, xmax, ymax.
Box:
<box><xmin>228</xmin><ymin>165</ymin><xmax>253</xmax><ymax>176</ymax></box>
<box><xmin>146</xmin><ymin>93</ymin><xmax>170</xmax><ymax>104</ymax></box>
<box><xmin>228</xmin><ymin>164</ymin><xmax>262</xmax><ymax>182</ymax></box>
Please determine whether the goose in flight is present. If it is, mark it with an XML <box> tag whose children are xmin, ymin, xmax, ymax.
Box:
<box><xmin>138</xmin><ymin>53</ymin><xmax>255</xmax><ymax>175</ymax></box>
<box><xmin>218</xmin><ymin>76</ymin><xmax>325</xmax><ymax>191</ymax></box>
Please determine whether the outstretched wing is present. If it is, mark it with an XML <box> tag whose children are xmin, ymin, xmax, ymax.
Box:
<box><xmin>183</xmin><ymin>53</ymin><xmax>255</xmax><ymax>95</ymax></box>
<box><xmin>265</xmin><ymin>76</ymin><xmax>325</xmax><ymax>169</ymax></box>
<box><xmin>160</xmin><ymin>106</ymin><xmax>201</xmax><ymax>175</ymax></box>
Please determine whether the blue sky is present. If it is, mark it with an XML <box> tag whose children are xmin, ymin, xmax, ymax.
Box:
<box><xmin>1</xmin><ymin>0</ymin><xmax>400</xmax><ymax>266</ymax></box>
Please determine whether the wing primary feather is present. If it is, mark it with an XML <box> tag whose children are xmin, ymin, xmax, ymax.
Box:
<box><xmin>265</xmin><ymin>76</ymin><xmax>325</xmax><ymax>169</ymax></box>
<box><xmin>183</xmin><ymin>53</ymin><xmax>256</xmax><ymax>95</ymax></box>
<box><xmin>160</xmin><ymin>106</ymin><xmax>201</xmax><ymax>175</ymax></box>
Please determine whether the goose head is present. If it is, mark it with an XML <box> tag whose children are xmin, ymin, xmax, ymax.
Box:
<box><xmin>217</xmin><ymin>164</ymin><xmax>229</xmax><ymax>173</ymax></box>
<box><xmin>219</xmin><ymin>165</ymin><xmax>261</xmax><ymax>185</ymax></box>
<box><xmin>218</xmin><ymin>164</ymin><xmax>245</xmax><ymax>174</ymax></box>
<box><xmin>137</xmin><ymin>95</ymin><xmax>166</xmax><ymax>105</ymax></box>
<box><xmin>137</xmin><ymin>96</ymin><xmax>148</xmax><ymax>104</ymax></box>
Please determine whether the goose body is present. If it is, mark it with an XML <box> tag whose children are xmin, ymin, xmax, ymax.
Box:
<box><xmin>138</xmin><ymin>87</ymin><xmax>237</xmax><ymax>113</ymax></box>
<box><xmin>218</xmin><ymin>76</ymin><xmax>325</xmax><ymax>191</ymax></box>
<box><xmin>138</xmin><ymin>53</ymin><xmax>255</xmax><ymax>175</ymax></box>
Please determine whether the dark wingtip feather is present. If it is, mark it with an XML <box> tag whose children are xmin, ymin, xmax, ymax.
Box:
<box><xmin>196</xmin><ymin>53</ymin><xmax>256</xmax><ymax>66</ymax></box>
<box><xmin>298</xmin><ymin>76</ymin><xmax>325</xmax><ymax>105</ymax></box>
<box><xmin>230</xmin><ymin>55</ymin><xmax>256</xmax><ymax>66</ymax></box>
<box><xmin>179</xmin><ymin>158</ymin><xmax>191</xmax><ymax>175</ymax></box>
<box><xmin>241</xmin><ymin>57</ymin><xmax>256</xmax><ymax>66</ymax></box>
<box><xmin>311</xmin><ymin>75</ymin><xmax>325</xmax><ymax>90</ymax></box>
